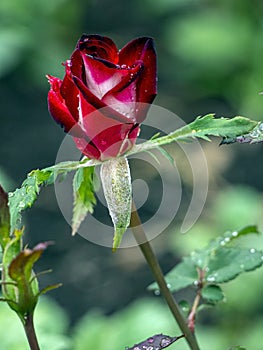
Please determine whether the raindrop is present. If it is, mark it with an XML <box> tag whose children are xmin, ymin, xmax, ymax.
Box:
<box><xmin>193</xmin><ymin>280</ymin><xmax>199</xmax><ymax>286</ymax></box>
<box><xmin>220</xmin><ymin>240</ymin><xmax>226</xmax><ymax>246</ymax></box>
<box><xmin>207</xmin><ymin>276</ymin><xmax>215</xmax><ymax>282</ymax></box>
<box><xmin>232</xmin><ymin>231</ymin><xmax>238</xmax><ymax>237</ymax></box>
<box><xmin>154</xmin><ymin>290</ymin><xmax>160</xmax><ymax>296</ymax></box>
<box><xmin>19</xmin><ymin>201</ymin><xmax>26</xmax><ymax>208</ymax></box>
<box><xmin>224</xmin><ymin>237</ymin><xmax>230</xmax><ymax>243</ymax></box>
<box><xmin>9</xmin><ymin>192</ymin><xmax>14</xmax><ymax>197</ymax></box>
<box><xmin>166</xmin><ymin>283</ymin><xmax>171</xmax><ymax>289</ymax></box>
<box><xmin>250</xmin><ymin>248</ymin><xmax>256</xmax><ymax>254</ymax></box>
<box><xmin>121</xmin><ymin>64</ymin><xmax>127</xmax><ymax>69</ymax></box>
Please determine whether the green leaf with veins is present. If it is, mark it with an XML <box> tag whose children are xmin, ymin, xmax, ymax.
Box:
<box><xmin>201</xmin><ymin>285</ymin><xmax>224</xmax><ymax>304</ymax></box>
<box><xmin>148</xmin><ymin>257</ymin><xmax>198</xmax><ymax>292</ymax></box>
<box><xmin>8</xmin><ymin>158</ymin><xmax>97</xmax><ymax>232</ymax></box>
<box><xmin>129</xmin><ymin>115</ymin><xmax>257</xmax><ymax>155</ymax></box>
<box><xmin>148</xmin><ymin>226</ymin><xmax>262</xmax><ymax>292</ymax></box>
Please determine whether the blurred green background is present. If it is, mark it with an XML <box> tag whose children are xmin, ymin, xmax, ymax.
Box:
<box><xmin>0</xmin><ymin>0</ymin><xmax>263</xmax><ymax>349</ymax></box>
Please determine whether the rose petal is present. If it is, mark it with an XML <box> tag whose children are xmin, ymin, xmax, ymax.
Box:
<box><xmin>119</xmin><ymin>37</ymin><xmax>157</xmax><ymax>112</ymax></box>
<box><xmin>81</xmin><ymin>53</ymin><xmax>124</xmax><ymax>98</ymax></box>
<box><xmin>77</xmin><ymin>34</ymin><xmax>119</xmax><ymax>64</ymax></box>
<box><xmin>74</xmin><ymin>122</ymin><xmax>137</xmax><ymax>160</ymax></box>
<box><xmin>47</xmin><ymin>75</ymin><xmax>85</xmax><ymax>137</ymax></box>
<box><xmin>102</xmin><ymin>62</ymin><xmax>143</xmax><ymax>121</ymax></box>
<box><xmin>72</xmin><ymin>75</ymin><xmax>134</xmax><ymax>124</ymax></box>
<box><xmin>60</xmin><ymin>62</ymin><xmax>79</xmax><ymax>121</ymax></box>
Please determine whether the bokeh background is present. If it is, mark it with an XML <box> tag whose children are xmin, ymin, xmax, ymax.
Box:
<box><xmin>0</xmin><ymin>0</ymin><xmax>263</xmax><ymax>349</ymax></box>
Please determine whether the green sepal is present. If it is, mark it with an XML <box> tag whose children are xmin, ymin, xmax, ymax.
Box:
<box><xmin>72</xmin><ymin>167</ymin><xmax>98</xmax><ymax>235</ymax></box>
<box><xmin>100</xmin><ymin>157</ymin><xmax>132</xmax><ymax>251</ymax></box>
<box><xmin>2</xmin><ymin>239</ymin><xmax>53</xmax><ymax>322</ymax></box>
<box><xmin>2</xmin><ymin>229</ymin><xmax>23</xmax><ymax>314</ymax></box>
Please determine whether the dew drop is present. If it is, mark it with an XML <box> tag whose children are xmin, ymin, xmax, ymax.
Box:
<box><xmin>193</xmin><ymin>280</ymin><xmax>199</xmax><ymax>286</ymax></box>
<box><xmin>167</xmin><ymin>283</ymin><xmax>171</xmax><ymax>289</ymax></box>
<box><xmin>19</xmin><ymin>201</ymin><xmax>26</xmax><ymax>208</ymax></box>
<box><xmin>207</xmin><ymin>276</ymin><xmax>215</xmax><ymax>282</ymax></box>
<box><xmin>224</xmin><ymin>237</ymin><xmax>230</xmax><ymax>243</ymax></box>
<box><xmin>259</xmin><ymin>122</ymin><xmax>263</xmax><ymax>131</ymax></box>
<box><xmin>154</xmin><ymin>290</ymin><xmax>160</xmax><ymax>296</ymax></box>
<box><xmin>220</xmin><ymin>240</ymin><xmax>226</xmax><ymax>246</ymax></box>
<box><xmin>121</xmin><ymin>64</ymin><xmax>127</xmax><ymax>69</ymax></box>
<box><xmin>250</xmin><ymin>248</ymin><xmax>256</xmax><ymax>253</ymax></box>
<box><xmin>232</xmin><ymin>231</ymin><xmax>238</xmax><ymax>237</ymax></box>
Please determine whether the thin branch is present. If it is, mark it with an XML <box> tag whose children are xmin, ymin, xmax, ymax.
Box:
<box><xmin>24</xmin><ymin>313</ymin><xmax>40</xmax><ymax>350</ymax></box>
<box><xmin>130</xmin><ymin>201</ymin><xmax>200</xmax><ymax>350</ymax></box>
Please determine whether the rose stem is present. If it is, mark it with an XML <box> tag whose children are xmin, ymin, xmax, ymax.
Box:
<box><xmin>188</xmin><ymin>268</ymin><xmax>204</xmax><ymax>333</ymax></box>
<box><xmin>130</xmin><ymin>200</ymin><xmax>201</xmax><ymax>350</ymax></box>
<box><xmin>24</xmin><ymin>313</ymin><xmax>40</xmax><ymax>350</ymax></box>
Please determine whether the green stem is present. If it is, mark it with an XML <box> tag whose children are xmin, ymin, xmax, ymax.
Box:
<box><xmin>23</xmin><ymin>313</ymin><xmax>40</xmax><ymax>350</ymax></box>
<box><xmin>130</xmin><ymin>201</ymin><xmax>200</xmax><ymax>350</ymax></box>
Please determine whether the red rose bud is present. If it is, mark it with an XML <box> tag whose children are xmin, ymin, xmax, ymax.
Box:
<box><xmin>47</xmin><ymin>34</ymin><xmax>157</xmax><ymax>160</ymax></box>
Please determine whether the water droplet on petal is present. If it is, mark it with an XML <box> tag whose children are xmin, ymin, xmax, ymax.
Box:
<box><xmin>121</xmin><ymin>64</ymin><xmax>127</xmax><ymax>69</ymax></box>
<box><xmin>220</xmin><ymin>240</ymin><xmax>226</xmax><ymax>246</ymax></box>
